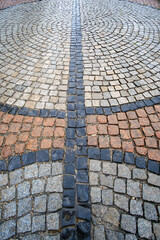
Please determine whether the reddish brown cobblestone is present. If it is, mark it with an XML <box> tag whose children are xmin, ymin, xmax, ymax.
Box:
<box><xmin>0</xmin><ymin>0</ymin><xmax>40</xmax><ymax>10</ymax></box>
<box><xmin>86</xmin><ymin>104</ymin><xmax>160</xmax><ymax>161</ymax></box>
<box><xmin>124</xmin><ymin>0</ymin><xmax>160</xmax><ymax>9</ymax></box>
<box><xmin>0</xmin><ymin>112</ymin><xmax>66</xmax><ymax>159</ymax></box>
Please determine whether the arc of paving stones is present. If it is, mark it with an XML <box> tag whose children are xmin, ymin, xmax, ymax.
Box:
<box><xmin>0</xmin><ymin>0</ymin><xmax>160</xmax><ymax>239</ymax></box>
<box><xmin>61</xmin><ymin>0</ymin><xmax>91</xmax><ymax>238</ymax></box>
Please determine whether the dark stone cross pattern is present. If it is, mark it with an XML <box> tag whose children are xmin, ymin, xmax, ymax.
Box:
<box><xmin>61</xmin><ymin>0</ymin><xmax>91</xmax><ymax>238</ymax></box>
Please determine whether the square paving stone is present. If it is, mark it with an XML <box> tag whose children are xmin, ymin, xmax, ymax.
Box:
<box><xmin>18</xmin><ymin>197</ymin><xmax>32</xmax><ymax>217</ymax></box>
<box><xmin>48</xmin><ymin>193</ymin><xmax>62</xmax><ymax>212</ymax></box>
<box><xmin>63</xmin><ymin>190</ymin><xmax>75</xmax><ymax>208</ymax></box>
<box><xmin>32</xmin><ymin>215</ymin><xmax>45</xmax><ymax>232</ymax></box>
<box><xmin>17</xmin><ymin>214</ymin><xmax>31</xmax><ymax>233</ymax></box>
<box><xmin>121</xmin><ymin>214</ymin><xmax>136</xmax><ymax>234</ymax></box>
<box><xmin>4</xmin><ymin>201</ymin><xmax>16</xmax><ymax>219</ymax></box>
<box><xmin>47</xmin><ymin>213</ymin><xmax>59</xmax><ymax>230</ymax></box>
<box><xmin>0</xmin><ymin>220</ymin><xmax>16</xmax><ymax>239</ymax></box>
<box><xmin>34</xmin><ymin>195</ymin><xmax>47</xmax><ymax>213</ymax></box>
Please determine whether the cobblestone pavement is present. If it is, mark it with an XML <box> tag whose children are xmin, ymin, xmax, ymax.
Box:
<box><xmin>123</xmin><ymin>0</ymin><xmax>160</xmax><ymax>9</ymax></box>
<box><xmin>0</xmin><ymin>0</ymin><xmax>160</xmax><ymax>239</ymax></box>
<box><xmin>0</xmin><ymin>0</ymin><xmax>40</xmax><ymax>10</ymax></box>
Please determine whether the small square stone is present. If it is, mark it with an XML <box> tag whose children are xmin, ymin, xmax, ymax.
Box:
<box><xmin>102</xmin><ymin>189</ymin><xmax>113</xmax><ymax>205</ymax></box>
<box><xmin>32</xmin><ymin>179</ymin><xmax>45</xmax><ymax>194</ymax></box>
<box><xmin>34</xmin><ymin>195</ymin><xmax>47</xmax><ymax>213</ymax></box>
<box><xmin>39</xmin><ymin>163</ymin><xmax>51</xmax><ymax>177</ymax></box>
<box><xmin>17</xmin><ymin>181</ymin><xmax>30</xmax><ymax>199</ymax></box>
<box><xmin>114</xmin><ymin>178</ymin><xmax>126</xmax><ymax>193</ymax></box>
<box><xmin>24</xmin><ymin>164</ymin><xmax>38</xmax><ymax>179</ymax></box>
<box><xmin>103</xmin><ymin>162</ymin><xmax>117</xmax><ymax>175</ymax></box>
<box><xmin>9</xmin><ymin>169</ymin><xmax>24</xmax><ymax>185</ymax></box>
<box><xmin>1</xmin><ymin>186</ymin><xmax>15</xmax><ymax>202</ymax></box>
<box><xmin>47</xmin><ymin>213</ymin><xmax>59</xmax><ymax>230</ymax></box>
<box><xmin>18</xmin><ymin>197</ymin><xmax>32</xmax><ymax>217</ymax></box>
<box><xmin>32</xmin><ymin>215</ymin><xmax>45</xmax><ymax>232</ymax></box>
<box><xmin>91</xmin><ymin>187</ymin><xmax>101</xmax><ymax>203</ymax></box>
<box><xmin>0</xmin><ymin>174</ymin><xmax>8</xmax><ymax>187</ymax></box>
<box><xmin>4</xmin><ymin>201</ymin><xmax>16</xmax><ymax>219</ymax></box>
<box><xmin>127</xmin><ymin>180</ymin><xmax>141</xmax><ymax>197</ymax></box>
<box><xmin>48</xmin><ymin>193</ymin><xmax>62</xmax><ymax>212</ymax></box>
<box><xmin>17</xmin><ymin>214</ymin><xmax>31</xmax><ymax>233</ymax></box>
<box><xmin>130</xmin><ymin>199</ymin><xmax>143</xmax><ymax>216</ymax></box>
<box><xmin>90</xmin><ymin>160</ymin><xmax>101</xmax><ymax>171</ymax></box>
<box><xmin>52</xmin><ymin>162</ymin><xmax>63</xmax><ymax>175</ymax></box>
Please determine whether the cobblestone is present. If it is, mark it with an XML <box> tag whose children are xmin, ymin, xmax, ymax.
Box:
<box><xmin>0</xmin><ymin>0</ymin><xmax>160</xmax><ymax>239</ymax></box>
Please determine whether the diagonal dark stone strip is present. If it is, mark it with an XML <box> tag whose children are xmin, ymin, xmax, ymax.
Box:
<box><xmin>61</xmin><ymin>0</ymin><xmax>91</xmax><ymax>239</ymax></box>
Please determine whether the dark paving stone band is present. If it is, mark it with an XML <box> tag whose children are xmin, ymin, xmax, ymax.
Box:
<box><xmin>85</xmin><ymin>96</ymin><xmax>160</xmax><ymax>115</ymax></box>
<box><xmin>61</xmin><ymin>0</ymin><xmax>91</xmax><ymax>238</ymax></box>
<box><xmin>0</xmin><ymin>102</ymin><xmax>66</xmax><ymax>118</ymax></box>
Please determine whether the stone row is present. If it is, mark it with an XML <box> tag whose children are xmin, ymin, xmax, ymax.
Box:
<box><xmin>61</xmin><ymin>0</ymin><xmax>91</xmax><ymax>238</ymax></box>
<box><xmin>84</xmin><ymin>96</ymin><xmax>160</xmax><ymax>115</ymax></box>
<box><xmin>0</xmin><ymin>0</ymin><xmax>40</xmax><ymax>10</ymax></box>
<box><xmin>124</xmin><ymin>0</ymin><xmax>160</xmax><ymax>9</ymax></box>
<box><xmin>88</xmin><ymin>147</ymin><xmax>160</xmax><ymax>175</ymax></box>
<box><xmin>0</xmin><ymin>102</ymin><xmax>66</xmax><ymax>118</ymax></box>
<box><xmin>89</xmin><ymin>159</ymin><xmax>160</xmax><ymax>240</ymax></box>
<box><xmin>0</xmin><ymin>148</ymin><xmax>64</xmax><ymax>173</ymax></box>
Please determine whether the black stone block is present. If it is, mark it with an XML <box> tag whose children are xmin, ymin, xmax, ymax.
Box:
<box><xmin>65</xmin><ymin>150</ymin><xmax>76</xmax><ymax>163</ymax></box>
<box><xmin>40</xmin><ymin>109</ymin><xmax>48</xmax><ymax>117</ymax></box>
<box><xmin>77</xmin><ymin>157</ymin><xmax>87</xmax><ymax>169</ymax></box>
<box><xmin>65</xmin><ymin>163</ymin><xmax>75</xmax><ymax>174</ymax></box>
<box><xmin>22</xmin><ymin>152</ymin><xmax>36</xmax><ymax>166</ymax></box>
<box><xmin>136</xmin><ymin>157</ymin><xmax>146</xmax><ymax>169</ymax></box>
<box><xmin>124</xmin><ymin>152</ymin><xmax>135</xmax><ymax>165</ymax></box>
<box><xmin>0</xmin><ymin>160</ymin><xmax>6</xmax><ymax>172</ymax></box>
<box><xmin>8</xmin><ymin>156</ymin><xmax>21</xmax><ymax>171</ymax></box>
<box><xmin>63</xmin><ymin>175</ymin><xmax>75</xmax><ymax>189</ymax></box>
<box><xmin>77</xmin><ymin>184</ymin><xmax>89</xmax><ymax>202</ymax></box>
<box><xmin>63</xmin><ymin>190</ymin><xmax>75</xmax><ymax>207</ymax></box>
<box><xmin>77</xmin><ymin>222</ymin><xmax>91</xmax><ymax>239</ymax></box>
<box><xmin>37</xmin><ymin>149</ymin><xmax>49</xmax><ymax>162</ymax></box>
<box><xmin>88</xmin><ymin>148</ymin><xmax>100</xmax><ymax>159</ymax></box>
<box><xmin>52</xmin><ymin>149</ymin><xmax>64</xmax><ymax>161</ymax></box>
<box><xmin>101</xmin><ymin>149</ymin><xmax>110</xmax><ymax>161</ymax></box>
<box><xmin>61</xmin><ymin>209</ymin><xmax>76</xmax><ymax>227</ymax></box>
<box><xmin>77</xmin><ymin>170</ymin><xmax>88</xmax><ymax>183</ymax></box>
<box><xmin>77</xmin><ymin>205</ymin><xmax>91</xmax><ymax>221</ymax></box>
<box><xmin>113</xmin><ymin>150</ymin><xmax>123</xmax><ymax>163</ymax></box>
<box><xmin>18</xmin><ymin>107</ymin><xmax>29</xmax><ymax>116</ymax></box>
<box><xmin>148</xmin><ymin>160</ymin><xmax>159</xmax><ymax>174</ymax></box>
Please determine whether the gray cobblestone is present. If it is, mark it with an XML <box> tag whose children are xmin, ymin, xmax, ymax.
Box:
<box><xmin>91</xmin><ymin>187</ymin><xmax>102</xmax><ymax>203</ymax></box>
<box><xmin>39</xmin><ymin>164</ymin><xmax>51</xmax><ymax>177</ymax></box>
<box><xmin>138</xmin><ymin>218</ymin><xmax>153</xmax><ymax>239</ymax></box>
<box><xmin>105</xmin><ymin>207</ymin><xmax>120</xmax><ymax>227</ymax></box>
<box><xmin>121</xmin><ymin>214</ymin><xmax>136</xmax><ymax>234</ymax></box>
<box><xmin>0</xmin><ymin>220</ymin><xmax>16</xmax><ymax>239</ymax></box>
<box><xmin>103</xmin><ymin>162</ymin><xmax>117</xmax><ymax>175</ymax></box>
<box><xmin>32</xmin><ymin>178</ymin><xmax>45</xmax><ymax>194</ymax></box>
<box><xmin>17</xmin><ymin>214</ymin><xmax>31</xmax><ymax>233</ymax></box>
<box><xmin>102</xmin><ymin>189</ymin><xmax>113</xmax><ymax>205</ymax></box>
<box><xmin>32</xmin><ymin>215</ymin><xmax>45</xmax><ymax>232</ymax></box>
<box><xmin>46</xmin><ymin>176</ymin><xmax>63</xmax><ymax>192</ymax></box>
<box><xmin>106</xmin><ymin>230</ymin><xmax>124</xmax><ymax>240</ymax></box>
<box><xmin>153</xmin><ymin>223</ymin><xmax>160</xmax><ymax>240</ymax></box>
<box><xmin>118</xmin><ymin>165</ymin><xmax>131</xmax><ymax>179</ymax></box>
<box><xmin>48</xmin><ymin>193</ymin><xmax>62</xmax><ymax>212</ymax></box>
<box><xmin>127</xmin><ymin>180</ymin><xmax>141</xmax><ymax>197</ymax></box>
<box><xmin>24</xmin><ymin>164</ymin><xmax>38</xmax><ymax>179</ymax></box>
<box><xmin>148</xmin><ymin>173</ymin><xmax>160</xmax><ymax>187</ymax></box>
<box><xmin>100</xmin><ymin>174</ymin><xmax>114</xmax><ymax>188</ymax></box>
<box><xmin>18</xmin><ymin>197</ymin><xmax>32</xmax><ymax>217</ymax></box>
<box><xmin>90</xmin><ymin>172</ymin><xmax>99</xmax><ymax>185</ymax></box>
<box><xmin>130</xmin><ymin>199</ymin><xmax>143</xmax><ymax>216</ymax></box>
<box><xmin>125</xmin><ymin>234</ymin><xmax>137</xmax><ymax>240</ymax></box>
<box><xmin>17</xmin><ymin>181</ymin><xmax>31</xmax><ymax>199</ymax></box>
<box><xmin>52</xmin><ymin>162</ymin><xmax>63</xmax><ymax>176</ymax></box>
<box><xmin>34</xmin><ymin>195</ymin><xmax>47</xmax><ymax>213</ymax></box>
<box><xmin>133</xmin><ymin>169</ymin><xmax>147</xmax><ymax>180</ymax></box>
<box><xmin>90</xmin><ymin>160</ymin><xmax>101</xmax><ymax>171</ymax></box>
<box><xmin>0</xmin><ymin>174</ymin><xmax>8</xmax><ymax>187</ymax></box>
<box><xmin>94</xmin><ymin>225</ymin><xmax>105</xmax><ymax>240</ymax></box>
<box><xmin>1</xmin><ymin>186</ymin><xmax>15</xmax><ymax>202</ymax></box>
<box><xmin>144</xmin><ymin>202</ymin><xmax>158</xmax><ymax>221</ymax></box>
<box><xmin>114</xmin><ymin>193</ymin><xmax>129</xmax><ymax>212</ymax></box>
<box><xmin>10</xmin><ymin>169</ymin><xmax>24</xmax><ymax>185</ymax></box>
<box><xmin>143</xmin><ymin>184</ymin><xmax>160</xmax><ymax>203</ymax></box>
<box><xmin>4</xmin><ymin>201</ymin><xmax>16</xmax><ymax>219</ymax></box>
<box><xmin>47</xmin><ymin>213</ymin><xmax>59</xmax><ymax>230</ymax></box>
<box><xmin>114</xmin><ymin>178</ymin><xmax>126</xmax><ymax>193</ymax></box>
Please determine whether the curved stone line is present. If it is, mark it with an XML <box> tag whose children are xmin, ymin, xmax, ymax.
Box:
<box><xmin>88</xmin><ymin>147</ymin><xmax>160</xmax><ymax>175</ymax></box>
<box><xmin>0</xmin><ymin>102</ymin><xmax>66</xmax><ymax>118</ymax></box>
<box><xmin>119</xmin><ymin>0</ymin><xmax>160</xmax><ymax>9</ymax></box>
<box><xmin>85</xmin><ymin>95</ymin><xmax>160</xmax><ymax>115</ymax></box>
<box><xmin>0</xmin><ymin>148</ymin><xmax>64</xmax><ymax>173</ymax></box>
